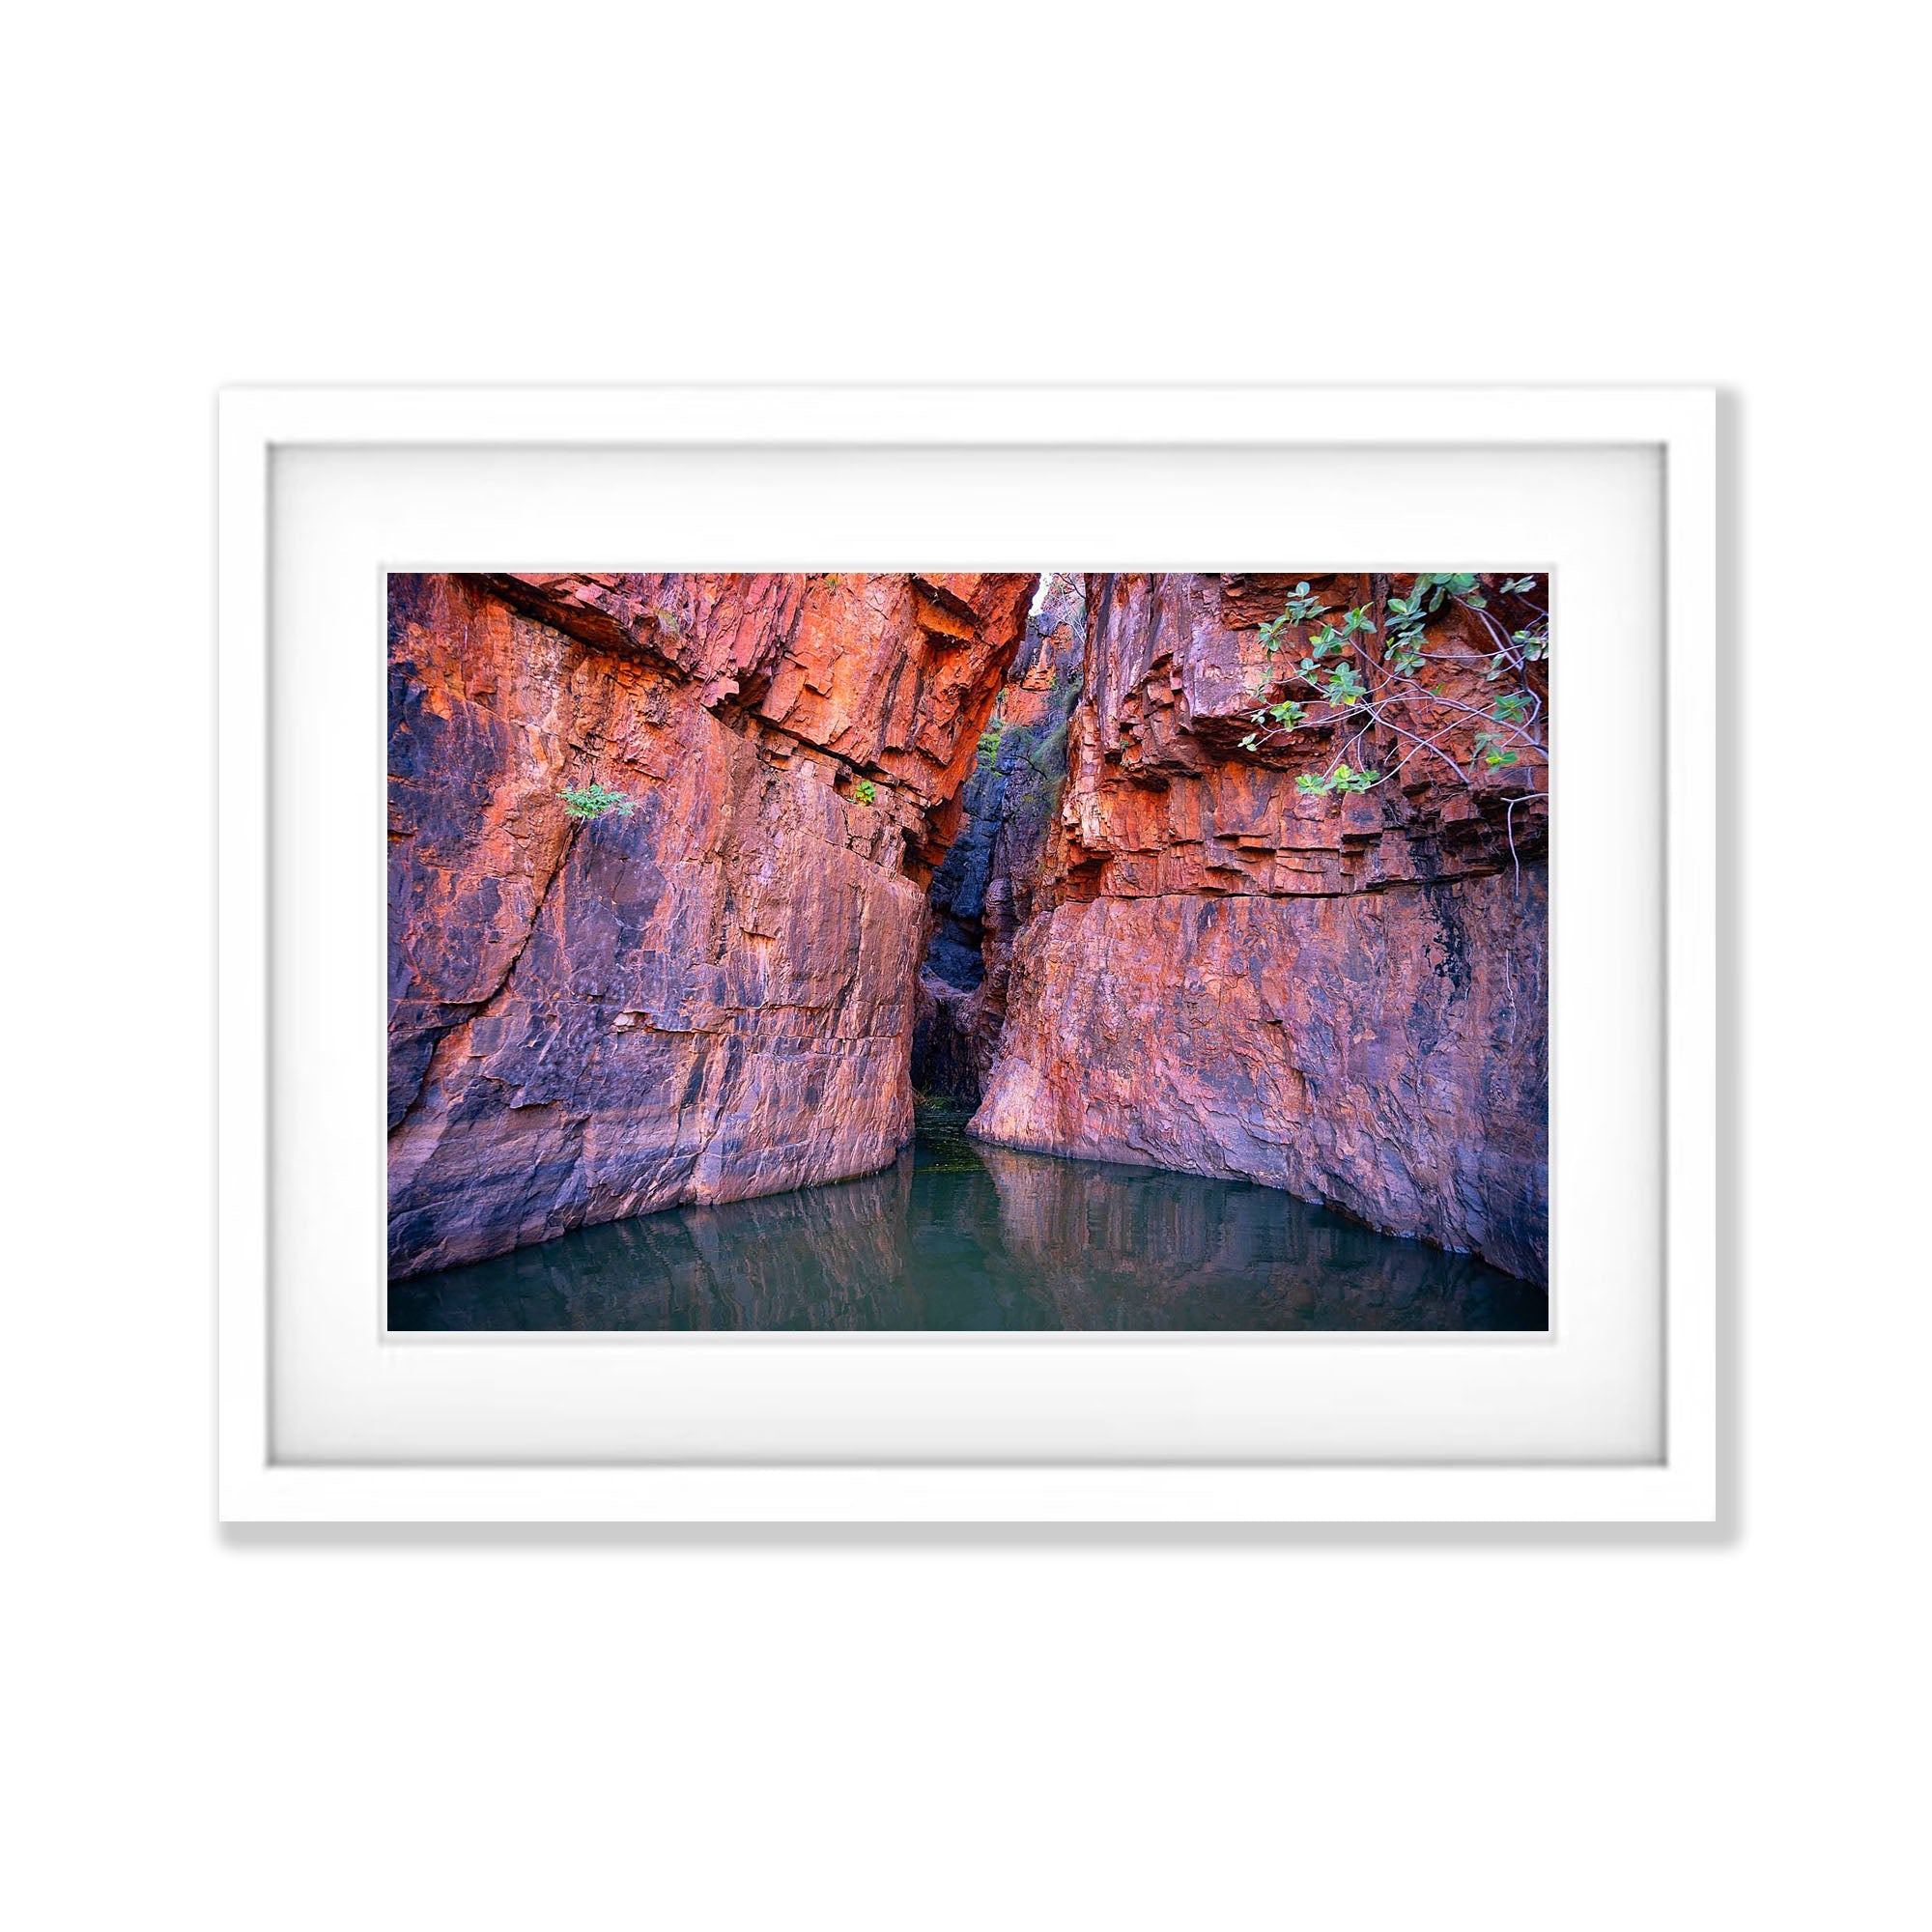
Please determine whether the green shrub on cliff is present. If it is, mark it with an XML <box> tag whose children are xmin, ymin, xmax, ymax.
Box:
<box><xmin>853</xmin><ymin>779</ymin><xmax>877</xmax><ymax>806</ymax></box>
<box><xmin>1296</xmin><ymin>762</ymin><xmax>1378</xmax><ymax>796</ymax></box>
<box><xmin>559</xmin><ymin>781</ymin><xmax>635</xmax><ymax>822</ymax></box>
<box><xmin>1029</xmin><ymin>720</ymin><xmax>1068</xmax><ymax>777</ymax></box>
<box><xmin>1239</xmin><ymin>572</ymin><xmax>1548</xmax><ymax>805</ymax></box>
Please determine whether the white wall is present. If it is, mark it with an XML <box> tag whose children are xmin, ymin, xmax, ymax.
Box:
<box><xmin>5</xmin><ymin>5</ymin><xmax>1921</xmax><ymax>1927</ymax></box>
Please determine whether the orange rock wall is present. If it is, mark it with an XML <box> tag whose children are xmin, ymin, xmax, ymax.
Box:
<box><xmin>387</xmin><ymin>571</ymin><xmax>1033</xmax><ymax>1278</ymax></box>
<box><xmin>968</xmin><ymin>573</ymin><xmax>1548</xmax><ymax>1282</ymax></box>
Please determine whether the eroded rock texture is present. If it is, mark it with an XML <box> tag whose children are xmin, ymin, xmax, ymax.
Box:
<box><xmin>912</xmin><ymin>575</ymin><xmax>1088</xmax><ymax>1104</ymax></box>
<box><xmin>968</xmin><ymin>573</ymin><xmax>1549</xmax><ymax>1283</ymax></box>
<box><xmin>387</xmin><ymin>570</ymin><xmax>1034</xmax><ymax>1278</ymax></box>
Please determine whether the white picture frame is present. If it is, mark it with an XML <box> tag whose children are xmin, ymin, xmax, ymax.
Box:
<box><xmin>218</xmin><ymin>384</ymin><xmax>1717</xmax><ymax>1523</ymax></box>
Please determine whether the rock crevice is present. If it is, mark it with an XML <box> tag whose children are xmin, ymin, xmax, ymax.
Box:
<box><xmin>912</xmin><ymin>575</ymin><xmax>1089</xmax><ymax>1106</ymax></box>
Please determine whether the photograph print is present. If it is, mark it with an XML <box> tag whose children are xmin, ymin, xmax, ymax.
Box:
<box><xmin>386</xmin><ymin>570</ymin><xmax>1549</xmax><ymax>1331</ymax></box>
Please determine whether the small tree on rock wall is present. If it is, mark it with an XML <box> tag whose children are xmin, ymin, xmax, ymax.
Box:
<box><xmin>1239</xmin><ymin>573</ymin><xmax>1548</xmax><ymax>803</ymax></box>
<box><xmin>558</xmin><ymin>781</ymin><xmax>635</xmax><ymax>822</ymax></box>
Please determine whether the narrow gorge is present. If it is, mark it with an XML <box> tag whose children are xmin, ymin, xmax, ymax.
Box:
<box><xmin>388</xmin><ymin>569</ymin><xmax>1548</xmax><ymax>1321</ymax></box>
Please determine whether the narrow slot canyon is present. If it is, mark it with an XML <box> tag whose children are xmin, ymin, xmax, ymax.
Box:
<box><xmin>911</xmin><ymin>571</ymin><xmax>1088</xmax><ymax>1109</ymax></box>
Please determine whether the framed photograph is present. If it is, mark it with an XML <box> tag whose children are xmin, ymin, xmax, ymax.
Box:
<box><xmin>218</xmin><ymin>384</ymin><xmax>1716</xmax><ymax>1521</ymax></box>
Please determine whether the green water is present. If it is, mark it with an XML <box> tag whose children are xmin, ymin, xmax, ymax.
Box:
<box><xmin>388</xmin><ymin>1103</ymin><xmax>1545</xmax><ymax>1331</ymax></box>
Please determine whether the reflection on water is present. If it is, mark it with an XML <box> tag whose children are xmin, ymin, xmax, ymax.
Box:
<box><xmin>389</xmin><ymin>1105</ymin><xmax>1547</xmax><ymax>1331</ymax></box>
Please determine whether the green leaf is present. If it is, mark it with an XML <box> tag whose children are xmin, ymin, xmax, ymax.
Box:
<box><xmin>559</xmin><ymin>781</ymin><xmax>636</xmax><ymax>821</ymax></box>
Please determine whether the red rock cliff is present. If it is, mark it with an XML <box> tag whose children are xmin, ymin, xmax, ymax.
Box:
<box><xmin>967</xmin><ymin>573</ymin><xmax>1549</xmax><ymax>1283</ymax></box>
<box><xmin>387</xmin><ymin>571</ymin><xmax>1035</xmax><ymax>1278</ymax></box>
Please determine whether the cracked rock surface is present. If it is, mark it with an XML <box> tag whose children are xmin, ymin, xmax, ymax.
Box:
<box><xmin>966</xmin><ymin>574</ymin><xmax>1549</xmax><ymax>1282</ymax></box>
<box><xmin>386</xmin><ymin>571</ymin><xmax>1032</xmax><ymax>1278</ymax></box>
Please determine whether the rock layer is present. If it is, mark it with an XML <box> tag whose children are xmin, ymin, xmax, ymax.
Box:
<box><xmin>968</xmin><ymin>573</ymin><xmax>1548</xmax><ymax>1282</ymax></box>
<box><xmin>387</xmin><ymin>570</ymin><xmax>1034</xmax><ymax>1278</ymax></box>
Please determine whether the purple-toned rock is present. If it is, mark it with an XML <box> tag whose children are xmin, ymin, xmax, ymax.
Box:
<box><xmin>387</xmin><ymin>571</ymin><xmax>1033</xmax><ymax>1278</ymax></box>
<box><xmin>969</xmin><ymin>573</ymin><xmax>1548</xmax><ymax>1281</ymax></box>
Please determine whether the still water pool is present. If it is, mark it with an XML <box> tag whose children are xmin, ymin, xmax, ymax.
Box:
<box><xmin>390</xmin><ymin>1105</ymin><xmax>1546</xmax><ymax>1332</ymax></box>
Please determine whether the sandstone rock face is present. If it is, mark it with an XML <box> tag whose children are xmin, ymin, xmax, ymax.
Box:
<box><xmin>387</xmin><ymin>570</ymin><xmax>1034</xmax><ymax>1278</ymax></box>
<box><xmin>968</xmin><ymin>573</ymin><xmax>1548</xmax><ymax>1283</ymax></box>
<box><xmin>392</xmin><ymin>566</ymin><xmax>1548</xmax><ymax>1290</ymax></box>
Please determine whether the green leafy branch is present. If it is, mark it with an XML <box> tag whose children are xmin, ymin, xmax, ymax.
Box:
<box><xmin>1238</xmin><ymin>571</ymin><xmax>1549</xmax><ymax>806</ymax></box>
<box><xmin>1257</xmin><ymin>581</ymin><xmax>1330</xmax><ymax>652</ymax></box>
<box><xmin>559</xmin><ymin>781</ymin><xmax>636</xmax><ymax>822</ymax></box>
<box><xmin>1296</xmin><ymin>762</ymin><xmax>1378</xmax><ymax>796</ymax></box>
